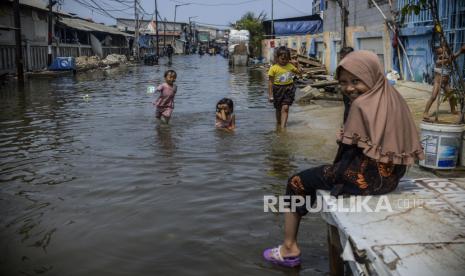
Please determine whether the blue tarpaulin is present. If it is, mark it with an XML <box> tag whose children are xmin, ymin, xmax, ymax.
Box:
<box><xmin>308</xmin><ymin>38</ymin><xmax>316</xmax><ymax>57</ymax></box>
<box><xmin>138</xmin><ymin>35</ymin><xmax>152</xmax><ymax>48</ymax></box>
<box><xmin>48</xmin><ymin>57</ymin><xmax>76</xmax><ymax>71</ymax></box>
<box><xmin>273</xmin><ymin>20</ymin><xmax>322</xmax><ymax>36</ymax></box>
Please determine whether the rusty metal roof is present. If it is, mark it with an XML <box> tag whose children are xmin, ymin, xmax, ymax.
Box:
<box><xmin>58</xmin><ymin>17</ymin><xmax>132</xmax><ymax>37</ymax></box>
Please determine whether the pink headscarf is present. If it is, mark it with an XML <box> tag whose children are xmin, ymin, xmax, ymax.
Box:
<box><xmin>337</xmin><ymin>50</ymin><xmax>424</xmax><ymax>165</ymax></box>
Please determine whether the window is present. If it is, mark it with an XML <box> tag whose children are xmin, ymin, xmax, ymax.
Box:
<box><xmin>368</xmin><ymin>0</ymin><xmax>388</xmax><ymax>8</ymax></box>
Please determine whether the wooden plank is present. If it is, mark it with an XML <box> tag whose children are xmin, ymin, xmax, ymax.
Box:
<box><xmin>297</xmin><ymin>54</ymin><xmax>321</xmax><ymax>63</ymax></box>
<box><xmin>327</xmin><ymin>224</ymin><xmax>344</xmax><ymax>276</ymax></box>
<box><xmin>301</xmin><ymin>67</ymin><xmax>326</xmax><ymax>72</ymax></box>
<box><xmin>309</xmin><ymin>75</ymin><xmax>330</xmax><ymax>80</ymax></box>
<box><xmin>304</xmin><ymin>70</ymin><xmax>327</xmax><ymax>75</ymax></box>
<box><xmin>297</xmin><ymin>56</ymin><xmax>322</xmax><ymax>67</ymax></box>
<box><xmin>310</xmin><ymin>80</ymin><xmax>339</xmax><ymax>88</ymax></box>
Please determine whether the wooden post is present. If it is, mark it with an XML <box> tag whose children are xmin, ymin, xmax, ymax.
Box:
<box><xmin>134</xmin><ymin>0</ymin><xmax>139</xmax><ymax>59</ymax></box>
<box><xmin>327</xmin><ymin>224</ymin><xmax>344</xmax><ymax>276</ymax></box>
<box><xmin>163</xmin><ymin>17</ymin><xmax>166</xmax><ymax>50</ymax></box>
<box><xmin>155</xmin><ymin>0</ymin><xmax>159</xmax><ymax>57</ymax></box>
<box><xmin>25</xmin><ymin>40</ymin><xmax>31</xmax><ymax>72</ymax></box>
<box><xmin>271</xmin><ymin>0</ymin><xmax>274</xmax><ymax>38</ymax></box>
<box><xmin>13</xmin><ymin>0</ymin><xmax>24</xmax><ymax>82</ymax></box>
<box><xmin>56</xmin><ymin>42</ymin><xmax>60</xmax><ymax>57</ymax></box>
<box><xmin>47</xmin><ymin>0</ymin><xmax>53</xmax><ymax>66</ymax></box>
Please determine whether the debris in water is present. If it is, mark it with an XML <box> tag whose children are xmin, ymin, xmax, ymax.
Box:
<box><xmin>147</xmin><ymin>86</ymin><xmax>156</xmax><ymax>94</ymax></box>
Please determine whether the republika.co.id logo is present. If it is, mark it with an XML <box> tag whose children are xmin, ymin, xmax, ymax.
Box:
<box><xmin>263</xmin><ymin>195</ymin><xmax>424</xmax><ymax>213</ymax></box>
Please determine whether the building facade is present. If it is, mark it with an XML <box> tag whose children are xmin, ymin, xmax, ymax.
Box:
<box><xmin>397</xmin><ymin>0</ymin><xmax>465</xmax><ymax>82</ymax></box>
<box><xmin>261</xmin><ymin>15</ymin><xmax>323</xmax><ymax>63</ymax></box>
<box><xmin>318</xmin><ymin>0</ymin><xmax>395</xmax><ymax>74</ymax></box>
<box><xmin>305</xmin><ymin>0</ymin><xmax>464</xmax><ymax>83</ymax></box>
<box><xmin>0</xmin><ymin>0</ymin><xmax>131</xmax><ymax>74</ymax></box>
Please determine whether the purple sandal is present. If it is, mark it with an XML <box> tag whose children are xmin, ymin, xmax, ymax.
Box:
<box><xmin>263</xmin><ymin>245</ymin><xmax>301</xmax><ymax>267</ymax></box>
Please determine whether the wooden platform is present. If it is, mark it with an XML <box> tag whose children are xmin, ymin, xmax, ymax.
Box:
<box><xmin>318</xmin><ymin>178</ymin><xmax>465</xmax><ymax>275</ymax></box>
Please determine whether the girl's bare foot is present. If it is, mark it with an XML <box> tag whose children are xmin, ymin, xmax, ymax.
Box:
<box><xmin>422</xmin><ymin>113</ymin><xmax>433</xmax><ymax>122</ymax></box>
<box><xmin>281</xmin><ymin>243</ymin><xmax>301</xmax><ymax>258</ymax></box>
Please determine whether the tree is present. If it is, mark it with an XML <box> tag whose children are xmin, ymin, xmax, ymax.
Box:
<box><xmin>231</xmin><ymin>11</ymin><xmax>266</xmax><ymax>57</ymax></box>
<box><xmin>336</xmin><ymin>0</ymin><xmax>349</xmax><ymax>47</ymax></box>
<box><xmin>401</xmin><ymin>0</ymin><xmax>465</xmax><ymax>122</ymax></box>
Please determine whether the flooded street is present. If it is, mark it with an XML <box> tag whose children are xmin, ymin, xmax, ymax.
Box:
<box><xmin>1</xmin><ymin>55</ymin><xmax>330</xmax><ymax>275</ymax></box>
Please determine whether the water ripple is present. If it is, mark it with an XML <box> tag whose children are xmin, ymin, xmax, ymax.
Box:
<box><xmin>0</xmin><ymin>55</ymin><xmax>328</xmax><ymax>275</ymax></box>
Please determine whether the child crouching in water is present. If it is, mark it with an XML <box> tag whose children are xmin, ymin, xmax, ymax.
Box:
<box><xmin>215</xmin><ymin>98</ymin><xmax>235</xmax><ymax>130</ymax></box>
<box><xmin>268</xmin><ymin>46</ymin><xmax>302</xmax><ymax>128</ymax></box>
<box><xmin>154</xmin><ymin>70</ymin><xmax>177</xmax><ymax>124</ymax></box>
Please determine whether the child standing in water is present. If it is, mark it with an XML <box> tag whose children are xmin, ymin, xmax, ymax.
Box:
<box><xmin>154</xmin><ymin>70</ymin><xmax>177</xmax><ymax>124</ymax></box>
<box><xmin>268</xmin><ymin>46</ymin><xmax>302</xmax><ymax>128</ymax></box>
<box><xmin>215</xmin><ymin>98</ymin><xmax>235</xmax><ymax>130</ymax></box>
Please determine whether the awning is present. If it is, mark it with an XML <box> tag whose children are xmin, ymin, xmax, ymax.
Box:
<box><xmin>58</xmin><ymin>17</ymin><xmax>132</xmax><ymax>37</ymax></box>
<box><xmin>273</xmin><ymin>20</ymin><xmax>322</xmax><ymax>36</ymax></box>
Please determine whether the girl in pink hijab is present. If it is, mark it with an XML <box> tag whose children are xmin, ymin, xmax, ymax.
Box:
<box><xmin>263</xmin><ymin>50</ymin><xmax>424</xmax><ymax>268</ymax></box>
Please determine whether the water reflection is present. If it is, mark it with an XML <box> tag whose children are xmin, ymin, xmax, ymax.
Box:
<box><xmin>266</xmin><ymin>132</ymin><xmax>299</xmax><ymax>180</ymax></box>
<box><xmin>155</xmin><ymin>124</ymin><xmax>176</xmax><ymax>154</ymax></box>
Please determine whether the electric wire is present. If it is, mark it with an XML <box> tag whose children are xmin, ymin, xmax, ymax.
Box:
<box><xmin>277</xmin><ymin>0</ymin><xmax>308</xmax><ymax>16</ymax></box>
<box><xmin>169</xmin><ymin>0</ymin><xmax>263</xmax><ymax>7</ymax></box>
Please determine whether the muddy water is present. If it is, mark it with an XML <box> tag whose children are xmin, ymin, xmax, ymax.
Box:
<box><xmin>0</xmin><ymin>55</ymin><xmax>330</xmax><ymax>275</ymax></box>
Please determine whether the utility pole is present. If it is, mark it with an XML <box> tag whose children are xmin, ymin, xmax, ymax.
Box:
<box><xmin>13</xmin><ymin>0</ymin><xmax>23</xmax><ymax>83</ymax></box>
<box><xmin>173</xmin><ymin>4</ymin><xmax>190</xmax><ymax>49</ymax></box>
<box><xmin>163</xmin><ymin>17</ymin><xmax>167</xmax><ymax>49</ymax></box>
<box><xmin>173</xmin><ymin>5</ymin><xmax>178</xmax><ymax>46</ymax></box>
<box><xmin>47</xmin><ymin>0</ymin><xmax>53</xmax><ymax>66</ymax></box>
<box><xmin>134</xmin><ymin>0</ymin><xmax>139</xmax><ymax>59</ymax></box>
<box><xmin>189</xmin><ymin>18</ymin><xmax>192</xmax><ymax>54</ymax></box>
<box><xmin>271</xmin><ymin>0</ymin><xmax>274</xmax><ymax>38</ymax></box>
<box><xmin>155</xmin><ymin>0</ymin><xmax>159</xmax><ymax>57</ymax></box>
<box><xmin>188</xmin><ymin>16</ymin><xmax>197</xmax><ymax>54</ymax></box>
<box><xmin>337</xmin><ymin>0</ymin><xmax>348</xmax><ymax>47</ymax></box>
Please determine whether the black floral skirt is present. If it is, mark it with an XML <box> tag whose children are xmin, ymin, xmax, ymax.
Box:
<box><xmin>272</xmin><ymin>84</ymin><xmax>296</xmax><ymax>109</ymax></box>
<box><xmin>286</xmin><ymin>145</ymin><xmax>406</xmax><ymax>216</ymax></box>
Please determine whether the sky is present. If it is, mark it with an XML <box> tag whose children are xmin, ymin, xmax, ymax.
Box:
<box><xmin>59</xmin><ymin>0</ymin><xmax>313</xmax><ymax>28</ymax></box>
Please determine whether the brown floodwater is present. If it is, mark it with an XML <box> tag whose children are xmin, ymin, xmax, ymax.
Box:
<box><xmin>0</xmin><ymin>55</ymin><xmax>330</xmax><ymax>275</ymax></box>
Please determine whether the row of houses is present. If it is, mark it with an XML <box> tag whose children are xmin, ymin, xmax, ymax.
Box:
<box><xmin>262</xmin><ymin>0</ymin><xmax>465</xmax><ymax>83</ymax></box>
<box><xmin>0</xmin><ymin>0</ymin><xmax>225</xmax><ymax>74</ymax></box>
<box><xmin>0</xmin><ymin>0</ymin><xmax>134</xmax><ymax>73</ymax></box>
<box><xmin>115</xmin><ymin>18</ymin><xmax>227</xmax><ymax>55</ymax></box>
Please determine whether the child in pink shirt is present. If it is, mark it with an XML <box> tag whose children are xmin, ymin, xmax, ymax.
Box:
<box><xmin>154</xmin><ymin>70</ymin><xmax>177</xmax><ymax>124</ymax></box>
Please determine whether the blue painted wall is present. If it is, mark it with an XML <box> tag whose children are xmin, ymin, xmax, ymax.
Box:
<box><xmin>399</xmin><ymin>27</ymin><xmax>434</xmax><ymax>83</ymax></box>
<box><xmin>397</xmin><ymin>0</ymin><xmax>465</xmax><ymax>83</ymax></box>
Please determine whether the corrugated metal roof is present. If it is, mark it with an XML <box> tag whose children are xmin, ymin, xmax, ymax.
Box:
<box><xmin>59</xmin><ymin>17</ymin><xmax>132</xmax><ymax>37</ymax></box>
<box><xmin>0</xmin><ymin>24</ymin><xmax>17</xmax><ymax>31</ymax></box>
<box><xmin>20</xmin><ymin>0</ymin><xmax>70</xmax><ymax>16</ymax></box>
<box><xmin>20</xmin><ymin>0</ymin><xmax>48</xmax><ymax>10</ymax></box>
<box><xmin>19</xmin><ymin>1</ymin><xmax>130</xmax><ymax>37</ymax></box>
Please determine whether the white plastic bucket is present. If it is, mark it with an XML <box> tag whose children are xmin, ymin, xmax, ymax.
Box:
<box><xmin>419</xmin><ymin>122</ymin><xmax>464</xmax><ymax>169</ymax></box>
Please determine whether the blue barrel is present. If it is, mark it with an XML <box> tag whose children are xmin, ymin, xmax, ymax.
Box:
<box><xmin>48</xmin><ymin>57</ymin><xmax>76</xmax><ymax>71</ymax></box>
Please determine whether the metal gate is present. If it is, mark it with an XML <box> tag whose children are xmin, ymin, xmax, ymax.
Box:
<box><xmin>358</xmin><ymin>37</ymin><xmax>385</xmax><ymax>69</ymax></box>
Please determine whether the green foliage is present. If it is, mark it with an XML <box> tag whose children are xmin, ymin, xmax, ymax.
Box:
<box><xmin>400</xmin><ymin>0</ymin><xmax>429</xmax><ymax>23</ymax></box>
<box><xmin>231</xmin><ymin>11</ymin><xmax>267</xmax><ymax>57</ymax></box>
